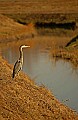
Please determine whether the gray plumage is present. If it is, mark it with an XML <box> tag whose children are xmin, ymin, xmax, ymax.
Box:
<box><xmin>12</xmin><ymin>45</ymin><xmax>30</xmax><ymax>79</ymax></box>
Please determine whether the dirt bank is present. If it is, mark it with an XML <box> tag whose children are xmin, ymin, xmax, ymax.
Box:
<box><xmin>0</xmin><ymin>56</ymin><xmax>78</xmax><ymax>120</ymax></box>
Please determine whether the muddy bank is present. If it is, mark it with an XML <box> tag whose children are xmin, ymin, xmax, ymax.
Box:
<box><xmin>0</xmin><ymin>56</ymin><xmax>78</xmax><ymax>120</ymax></box>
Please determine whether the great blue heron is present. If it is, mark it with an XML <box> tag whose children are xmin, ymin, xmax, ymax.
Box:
<box><xmin>12</xmin><ymin>45</ymin><xmax>30</xmax><ymax>79</ymax></box>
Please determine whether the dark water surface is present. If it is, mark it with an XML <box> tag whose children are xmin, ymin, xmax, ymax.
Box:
<box><xmin>0</xmin><ymin>37</ymin><xmax>78</xmax><ymax>112</ymax></box>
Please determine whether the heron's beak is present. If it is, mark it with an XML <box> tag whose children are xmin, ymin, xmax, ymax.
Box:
<box><xmin>25</xmin><ymin>46</ymin><xmax>30</xmax><ymax>48</ymax></box>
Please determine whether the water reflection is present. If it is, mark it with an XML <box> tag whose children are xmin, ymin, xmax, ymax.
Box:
<box><xmin>0</xmin><ymin>41</ymin><xmax>78</xmax><ymax>112</ymax></box>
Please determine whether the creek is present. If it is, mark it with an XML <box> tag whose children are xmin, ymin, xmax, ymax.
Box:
<box><xmin>0</xmin><ymin>35</ymin><xmax>78</xmax><ymax>112</ymax></box>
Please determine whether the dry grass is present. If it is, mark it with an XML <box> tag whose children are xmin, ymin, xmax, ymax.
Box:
<box><xmin>0</xmin><ymin>14</ymin><xmax>36</xmax><ymax>42</ymax></box>
<box><xmin>51</xmin><ymin>48</ymin><xmax>78</xmax><ymax>66</ymax></box>
<box><xmin>0</xmin><ymin>0</ymin><xmax>78</xmax><ymax>25</ymax></box>
<box><xmin>0</xmin><ymin>0</ymin><xmax>78</xmax><ymax>14</ymax></box>
<box><xmin>0</xmin><ymin>56</ymin><xmax>78</xmax><ymax>120</ymax></box>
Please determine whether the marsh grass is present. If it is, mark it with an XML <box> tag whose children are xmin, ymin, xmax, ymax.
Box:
<box><xmin>35</xmin><ymin>27</ymin><xmax>78</xmax><ymax>67</ymax></box>
<box><xmin>51</xmin><ymin>47</ymin><xmax>78</xmax><ymax>67</ymax></box>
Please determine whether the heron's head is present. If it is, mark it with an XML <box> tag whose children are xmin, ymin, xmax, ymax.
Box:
<box><xmin>20</xmin><ymin>45</ymin><xmax>30</xmax><ymax>51</ymax></box>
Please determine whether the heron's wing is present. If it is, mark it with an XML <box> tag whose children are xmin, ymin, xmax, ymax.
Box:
<box><xmin>12</xmin><ymin>60</ymin><xmax>22</xmax><ymax>78</ymax></box>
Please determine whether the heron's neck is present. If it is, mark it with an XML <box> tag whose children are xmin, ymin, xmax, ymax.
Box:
<box><xmin>19</xmin><ymin>49</ymin><xmax>23</xmax><ymax>62</ymax></box>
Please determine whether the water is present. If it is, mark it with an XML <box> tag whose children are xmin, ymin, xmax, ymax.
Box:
<box><xmin>0</xmin><ymin>38</ymin><xmax>78</xmax><ymax>112</ymax></box>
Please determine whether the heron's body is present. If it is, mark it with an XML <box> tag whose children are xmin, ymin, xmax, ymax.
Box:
<box><xmin>12</xmin><ymin>45</ymin><xmax>30</xmax><ymax>79</ymax></box>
